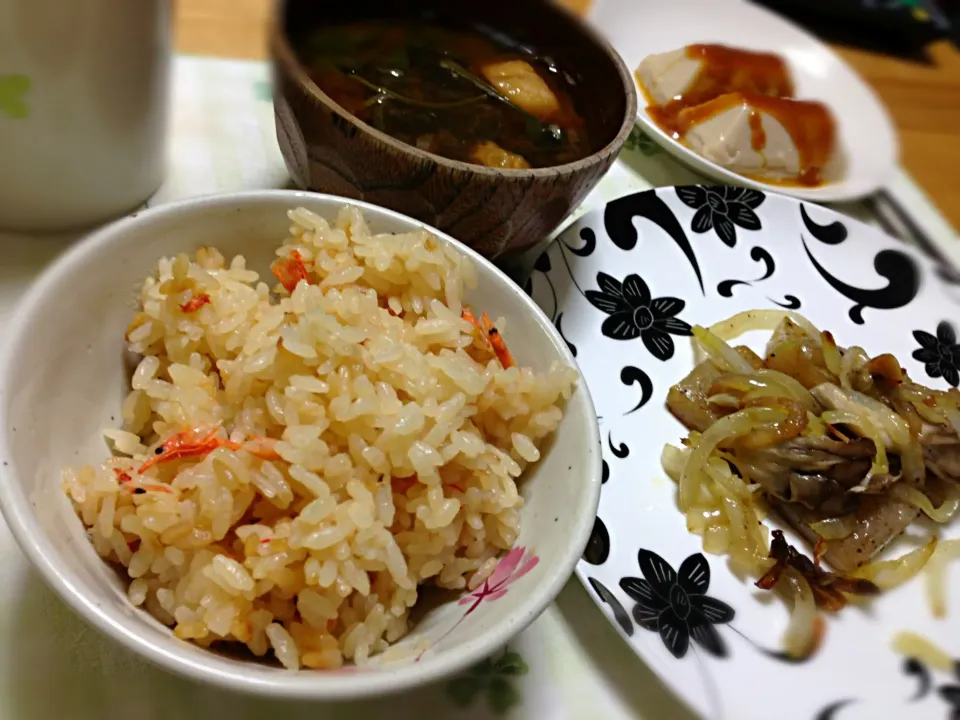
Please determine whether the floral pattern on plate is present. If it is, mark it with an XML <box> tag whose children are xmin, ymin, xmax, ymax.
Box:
<box><xmin>529</xmin><ymin>186</ymin><xmax>960</xmax><ymax>720</ymax></box>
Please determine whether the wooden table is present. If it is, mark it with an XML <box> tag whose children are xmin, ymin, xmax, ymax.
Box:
<box><xmin>174</xmin><ymin>0</ymin><xmax>960</xmax><ymax>230</ymax></box>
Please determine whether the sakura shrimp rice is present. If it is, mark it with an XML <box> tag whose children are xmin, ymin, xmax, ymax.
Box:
<box><xmin>62</xmin><ymin>205</ymin><xmax>577</xmax><ymax>670</ymax></box>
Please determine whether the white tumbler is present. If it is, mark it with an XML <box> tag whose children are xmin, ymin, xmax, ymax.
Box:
<box><xmin>0</xmin><ymin>0</ymin><xmax>171</xmax><ymax>231</ymax></box>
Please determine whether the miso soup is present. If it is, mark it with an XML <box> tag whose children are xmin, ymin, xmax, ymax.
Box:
<box><xmin>298</xmin><ymin>20</ymin><xmax>595</xmax><ymax>169</ymax></box>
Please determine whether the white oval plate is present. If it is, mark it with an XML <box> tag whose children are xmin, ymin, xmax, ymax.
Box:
<box><xmin>527</xmin><ymin>186</ymin><xmax>960</xmax><ymax>720</ymax></box>
<box><xmin>585</xmin><ymin>0</ymin><xmax>898</xmax><ymax>203</ymax></box>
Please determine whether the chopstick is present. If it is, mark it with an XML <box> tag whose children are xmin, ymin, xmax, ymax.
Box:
<box><xmin>868</xmin><ymin>190</ymin><xmax>960</xmax><ymax>284</ymax></box>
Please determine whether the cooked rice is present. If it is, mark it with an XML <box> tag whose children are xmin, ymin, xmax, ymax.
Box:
<box><xmin>62</xmin><ymin>206</ymin><xmax>577</xmax><ymax>669</ymax></box>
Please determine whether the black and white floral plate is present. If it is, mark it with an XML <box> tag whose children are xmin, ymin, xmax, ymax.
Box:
<box><xmin>527</xmin><ymin>187</ymin><xmax>960</xmax><ymax>720</ymax></box>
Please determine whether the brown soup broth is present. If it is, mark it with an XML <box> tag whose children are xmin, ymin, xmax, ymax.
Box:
<box><xmin>298</xmin><ymin>20</ymin><xmax>594</xmax><ymax>168</ymax></box>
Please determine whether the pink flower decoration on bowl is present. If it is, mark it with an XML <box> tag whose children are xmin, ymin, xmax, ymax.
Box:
<box><xmin>414</xmin><ymin>546</ymin><xmax>540</xmax><ymax>662</ymax></box>
<box><xmin>458</xmin><ymin>545</ymin><xmax>539</xmax><ymax>614</ymax></box>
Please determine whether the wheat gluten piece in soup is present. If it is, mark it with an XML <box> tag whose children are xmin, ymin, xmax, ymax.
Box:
<box><xmin>62</xmin><ymin>205</ymin><xmax>577</xmax><ymax>670</ymax></box>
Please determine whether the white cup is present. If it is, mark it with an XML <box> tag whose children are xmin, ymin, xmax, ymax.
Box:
<box><xmin>0</xmin><ymin>0</ymin><xmax>171</xmax><ymax>231</ymax></box>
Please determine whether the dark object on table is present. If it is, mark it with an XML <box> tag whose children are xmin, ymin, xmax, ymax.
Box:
<box><xmin>269</xmin><ymin>0</ymin><xmax>637</xmax><ymax>260</ymax></box>
<box><xmin>753</xmin><ymin>0</ymin><xmax>959</xmax><ymax>58</ymax></box>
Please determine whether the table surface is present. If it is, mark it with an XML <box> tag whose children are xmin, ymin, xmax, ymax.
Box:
<box><xmin>173</xmin><ymin>0</ymin><xmax>960</xmax><ymax>231</ymax></box>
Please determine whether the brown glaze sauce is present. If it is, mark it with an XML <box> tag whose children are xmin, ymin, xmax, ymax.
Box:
<box><xmin>748</xmin><ymin>110</ymin><xmax>766</xmax><ymax>151</ymax></box>
<box><xmin>675</xmin><ymin>92</ymin><xmax>836</xmax><ymax>186</ymax></box>
<box><xmin>639</xmin><ymin>44</ymin><xmax>836</xmax><ymax>187</ymax></box>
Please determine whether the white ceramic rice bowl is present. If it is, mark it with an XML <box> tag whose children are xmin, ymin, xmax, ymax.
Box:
<box><xmin>0</xmin><ymin>190</ymin><xmax>601</xmax><ymax>699</ymax></box>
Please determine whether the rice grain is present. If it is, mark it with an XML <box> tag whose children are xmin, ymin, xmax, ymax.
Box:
<box><xmin>63</xmin><ymin>206</ymin><xmax>576</xmax><ymax>670</ymax></box>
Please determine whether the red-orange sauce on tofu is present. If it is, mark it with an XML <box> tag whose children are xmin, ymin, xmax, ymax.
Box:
<box><xmin>637</xmin><ymin>44</ymin><xmax>836</xmax><ymax>187</ymax></box>
<box><xmin>675</xmin><ymin>92</ymin><xmax>836</xmax><ymax>186</ymax></box>
<box><xmin>747</xmin><ymin>110</ymin><xmax>766</xmax><ymax>151</ymax></box>
<box><xmin>640</xmin><ymin>45</ymin><xmax>794</xmax><ymax>135</ymax></box>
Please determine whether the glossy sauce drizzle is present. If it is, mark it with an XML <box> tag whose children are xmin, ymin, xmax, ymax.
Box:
<box><xmin>748</xmin><ymin>110</ymin><xmax>765</xmax><ymax>151</ymax></box>
<box><xmin>638</xmin><ymin>44</ymin><xmax>836</xmax><ymax>187</ymax></box>
<box><xmin>676</xmin><ymin>92</ymin><xmax>836</xmax><ymax>186</ymax></box>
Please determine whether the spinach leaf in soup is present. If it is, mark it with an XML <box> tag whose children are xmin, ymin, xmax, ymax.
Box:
<box><xmin>298</xmin><ymin>19</ymin><xmax>593</xmax><ymax>169</ymax></box>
